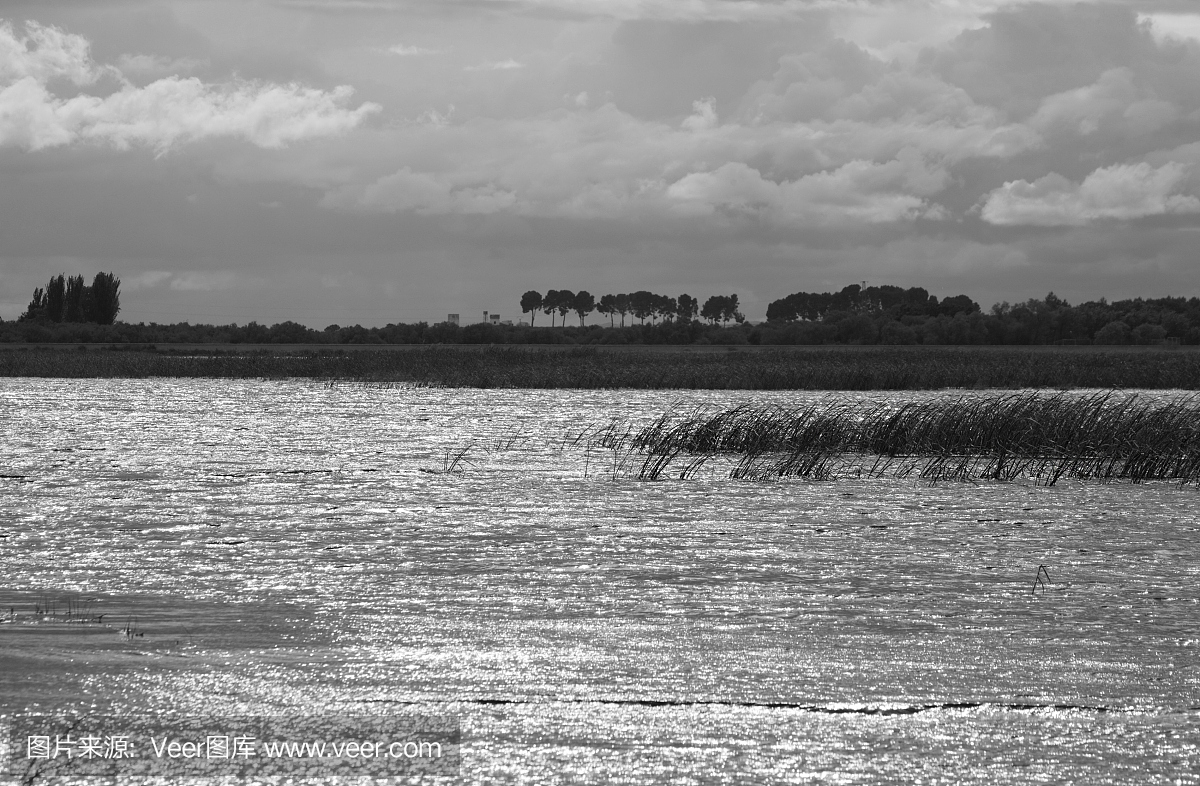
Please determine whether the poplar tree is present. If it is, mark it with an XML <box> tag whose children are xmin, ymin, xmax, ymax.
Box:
<box><xmin>45</xmin><ymin>275</ymin><xmax>65</xmax><ymax>322</ymax></box>
<box><xmin>64</xmin><ymin>275</ymin><xmax>85</xmax><ymax>322</ymax></box>
<box><xmin>88</xmin><ymin>272</ymin><xmax>121</xmax><ymax>325</ymax></box>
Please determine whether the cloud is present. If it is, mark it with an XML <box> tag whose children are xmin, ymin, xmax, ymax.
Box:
<box><xmin>0</xmin><ymin>19</ymin><xmax>380</xmax><ymax>152</ymax></box>
<box><xmin>305</xmin><ymin>65</ymin><xmax>1033</xmax><ymax>227</ymax></box>
<box><xmin>275</xmin><ymin>0</ymin><xmax>841</xmax><ymax>22</ymax></box>
<box><xmin>0</xmin><ymin>20</ymin><xmax>96</xmax><ymax>86</ymax></box>
<box><xmin>275</xmin><ymin>0</ymin><xmax>1123</xmax><ymax>25</ymax></box>
<box><xmin>168</xmin><ymin>271</ymin><xmax>243</xmax><ymax>291</ymax></box>
<box><xmin>323</xmin><ymin>166</ymin><xmax>518</xmax><ymax>214</ymax></box>
<box><xmin>388</xmin><ymin>44</ymin><xmax>438</xmax><ymax>56</ymax></box>
<box><xmin>681</xmin><ymin>97</ymin><xmax>717</xmax><ymax>132</ymax></box>
<box><xmin>666</xmin><ymin>152</ymin><xmax>947</xmax><ymax>225</ymax></box>
<box><xmin>124</xmin><ymin>271</ymin><xmax>173</xmax><ymax>290</ymax></box>
<box><xmin>1139</xmin><ymin>13</ymin><xmax>1200</xmax><ymax>45</ymax></box>
<box><xmin>979</xmin><ymin>162</ymin><xmax>1200</xmax><ymax>226</ymax></box>
<box><xmin>116</xmin><ymin>53</ymin><xmax>208</xmax><ymax>79</ymax></box>
<box><xmin>464</xmin><ymin>59</ymin><xmax>523</xmax><ymax>72</ymax></box>
<box><xmin>106</xmin><ymin>270</ymin><xmax>248</xmax><ymax>292</ymax></box>
<box><xmin>1030</xmin><ymin>67</ymin><xmax>1177</xmax><ymax>138</ymax></box>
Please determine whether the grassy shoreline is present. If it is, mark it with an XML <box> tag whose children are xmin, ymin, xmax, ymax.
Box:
<box><xmin>3</xmin><ymin>346</ymin><xmax>1200</xmax><ymax>389</ymax></box>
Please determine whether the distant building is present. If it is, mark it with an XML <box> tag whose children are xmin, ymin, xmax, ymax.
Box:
<box><xmin>447</xmin><ymin>314</ymin><xmax>459</xmax><ymax>325</ymax></box>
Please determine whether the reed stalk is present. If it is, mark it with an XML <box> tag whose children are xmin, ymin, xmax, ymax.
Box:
<box><xmin>596</xmin><ymin>392</ymin><xmax>1200</xmax><ymax>484</ymax></box>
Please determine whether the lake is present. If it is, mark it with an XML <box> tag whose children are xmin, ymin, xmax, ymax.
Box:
<box><xmin>1</xmin><ymin>379</ymin><xmax>1198</xmax><ymax>783</ymax></box>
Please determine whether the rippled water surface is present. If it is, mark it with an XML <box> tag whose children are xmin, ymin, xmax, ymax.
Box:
<box><xmin>2</xmin><ymin>379</ymin><xmax>1199</xmax><ymax>784</ymax></box>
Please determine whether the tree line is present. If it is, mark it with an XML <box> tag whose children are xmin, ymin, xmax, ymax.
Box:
<box><xmin>760</xmin><ymin>284</ymin><xmax>1200</xmax><ymax>345</ymax></box>
<box><xmin>519</xmin><ymin>290</ymin><xmax>744</xmax><ymax>327</ymax></box>
<box><xmin>18</xmin><ymin>273</ymin><xmax>121</xmax><ymax>325</ymax></box>
<box><xmin>766</xmin><ymin>284</ymin><xmax>979</xmax><ymax>322</ymax></box>
<box><xmin>6</xmin><ymin>275</ymin><xmax>1200</xmax><ymax>346</ymax></box>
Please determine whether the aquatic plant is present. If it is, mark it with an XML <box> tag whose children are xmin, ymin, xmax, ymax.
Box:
<box><xmin>595</xmin><ymin>392</ymin><xmax>1200</xmax><ymax>485</ymax></box>
<box><xmin>1033</xmin><ymin>565</ymin><xmax>1052</xmax><ymax>596</ymax></box>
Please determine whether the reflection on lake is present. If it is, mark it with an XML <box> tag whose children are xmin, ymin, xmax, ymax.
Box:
<box><xmin>2</xmin><ymin>380</ymin><xmax>1198</xmax><ymax>783</ymax></box>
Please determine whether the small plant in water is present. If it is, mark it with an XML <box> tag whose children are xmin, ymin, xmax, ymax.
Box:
<box><xmin>420</xmin><ymin>441</ymin><xmax>477</xmax><ymax>474</ymax></box>
<box><xmin>121</xmin><ymin>616</ymin><xmax>145</xmax><ymax>639</ymax></box>
<box><xmin>1032</xmin><ymin>565</ymin><xmax>1052</xmax><ymax>596</ymax></box>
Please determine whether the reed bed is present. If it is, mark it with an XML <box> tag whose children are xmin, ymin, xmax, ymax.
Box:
<box><xmin>593</xmin><ymin>392</ymin><xmax>1200</xmax><ymax>484</ymax></box>
<box><xmin>3</xmin><ymin>346</ymin><xmax>1200</xmax><ymax>389</ymax></box>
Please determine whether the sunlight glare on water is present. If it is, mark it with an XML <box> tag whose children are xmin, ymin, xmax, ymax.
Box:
<box><xmin>1</xmin><ymin>379</ymin><xmax>1198</xmax><ymax>783</ymax></box>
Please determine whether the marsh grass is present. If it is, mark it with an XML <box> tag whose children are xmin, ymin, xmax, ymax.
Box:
<box><xmin>594</xmin><ymin>392</ymin><xmax>1200</xmax><ymax>484</ymax></box>
<box><xmin>31</xmin><ymin>594</ymin><xmax>105</xmax><ymax>624</ymax></box>
<box><xmin>4</xmin><ymin>346</ymin><xmax>1200</xmax><ymax>389</ymax></box>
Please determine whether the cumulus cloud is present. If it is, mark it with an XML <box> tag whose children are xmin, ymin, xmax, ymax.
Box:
<box><xmin>319</xmin><ymin>99</ymin><xmax>956</xmax><ymax>227</ymax></box>
<box><xmin>181</xmin><ymin>3</ymin><xmax>1200</xmax><ymax>241</ymax></box>
<box><xmin>0</xmin><ymin>20</ymin><xmax>96</xmax><ymax>85</ymax></box>
<box><xmin>980</xmin><ymin>162</ymin><xmax>1200</xmax><ymax>226</ymax></box>
<box><xmin>1139</xmin><ymin>13</ymin><xmax>1200</xmax><ymax>45</ymax></box>
<box><xmin>681</xmin><ymin>97</ymin><xmax>717</xmax><ymax>132</ymax></box>
<box><xmin>0</xmin><ymin>20</ymin><xmax>380</xmax><ymax>152</ymax></box>
<box><xmin>666</xmin><ymin>151</ymin><xmax>947</xmax><ymax>225</ymax></box>
<box><xmin>1030</xmin><ymin>67</ymin><xmax>1177</xmax><ymax>137</ymax></box>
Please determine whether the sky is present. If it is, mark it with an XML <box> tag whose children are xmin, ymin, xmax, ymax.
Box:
<box><xmin>2</xmin><ymin>0</ymin><xmax>1200</xmax><ymax>326</ymax></box>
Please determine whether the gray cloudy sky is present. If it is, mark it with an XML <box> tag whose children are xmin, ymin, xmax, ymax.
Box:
<box><xmin>2</xmin><ymin>0</ymin><xmax>1200</xmax><ymax>326</ymax></box>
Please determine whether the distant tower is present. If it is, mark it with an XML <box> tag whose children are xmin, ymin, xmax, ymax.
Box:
<box><xmin>483</xmin><ymin>311</ymin><xmax>489</xmax><ymax>324</ymax></box>
<box><xmin>447</xmin><ymin>314</ymin><xmax>459</xmax><ymax>325</ymax></box>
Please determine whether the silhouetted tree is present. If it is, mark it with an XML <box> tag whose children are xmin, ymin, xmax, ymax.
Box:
<box><xmin>938</xmin><ymin>294</ymin><xmax>979</xmax><ymax>317</ymax></box>
<box><xmin>64</xmin><ymin>275</ymin><xmax>85</xmax><ymax>322</ymax></box>
<box><xmin>597</xmin><ymin>294</ymin><xmax>617</xmax><ymax>326</ymax></box>
<box><xmin>700</xmin><ymin>295</ymin><xmax>724</xmax><ymax>325</ymax></box>
<box><xmin>652</xmin><ymin>294</ymin><xmax>675</xmax><ymax>323</ymax></box>
<box><xmin>45</xmin><ymin>275</ymin><xmax>65</xmax><ymax>322</ymax></box>
<box><xmin>19</xmin><ymin>287</ymin><xmax>46</xmax><ymax>321</ymax></box>
<box><xmin>555</xmin><ymin>289</ymin><xmax>575</xmax><ymax>326</ymax></box>
<box><xmin>629</xmin><ymin>290</ymin><xmax>655</xmax><ymax>324</ymax></box>
<box><xmin>520</xmin><ymin>290</ymin><xmax>543</xmax><ymax>326</ymax></box>
<box><xmin>88</xmin><ymin>272</ymin><xmax>121</xmax><ymax>325</ymax></box>
<box><xmin>543</xmin><ymin>289</ymin><xmax>562</xmax><ymax>327</ymax></box>
<box><xmin>573</xmin><ymin>290</ymin><xmax>595</xmax><ymax>326</ymax></box>
<box><xmin>722</xmin><ymin>294</ymin><xmax>741</xmax><ymax>325</ymax></box>
<box><xmin>764</xmin><ymin>297</ymin><xmax>797</xmax><ymax>322</ymax></box>
<box><xmin>676</xmin><ymin>294</ymin><xmax>698</xmax><ymax>322</ymax></box>
<box><xmin>614</xmin><ymin>294</ymin><xmax>631</xmax><ymax>327</ymax></box>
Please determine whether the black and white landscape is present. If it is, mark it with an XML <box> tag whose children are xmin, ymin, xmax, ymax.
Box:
<box><xmin>3</xmin><ymin>1</ymin><xmax>1200</xmax><ymax>783</ymax></box>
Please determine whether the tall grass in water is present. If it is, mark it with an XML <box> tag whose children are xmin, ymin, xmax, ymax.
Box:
<box><xmin>597</xmin><ymin>393</ymin><xmax>1200</xmax><ymax>484</ymax></box>
<box><xmin>3</xmin><ymin>346</ymin><xmax>1200</xmax><ymax>389</ymax></box>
